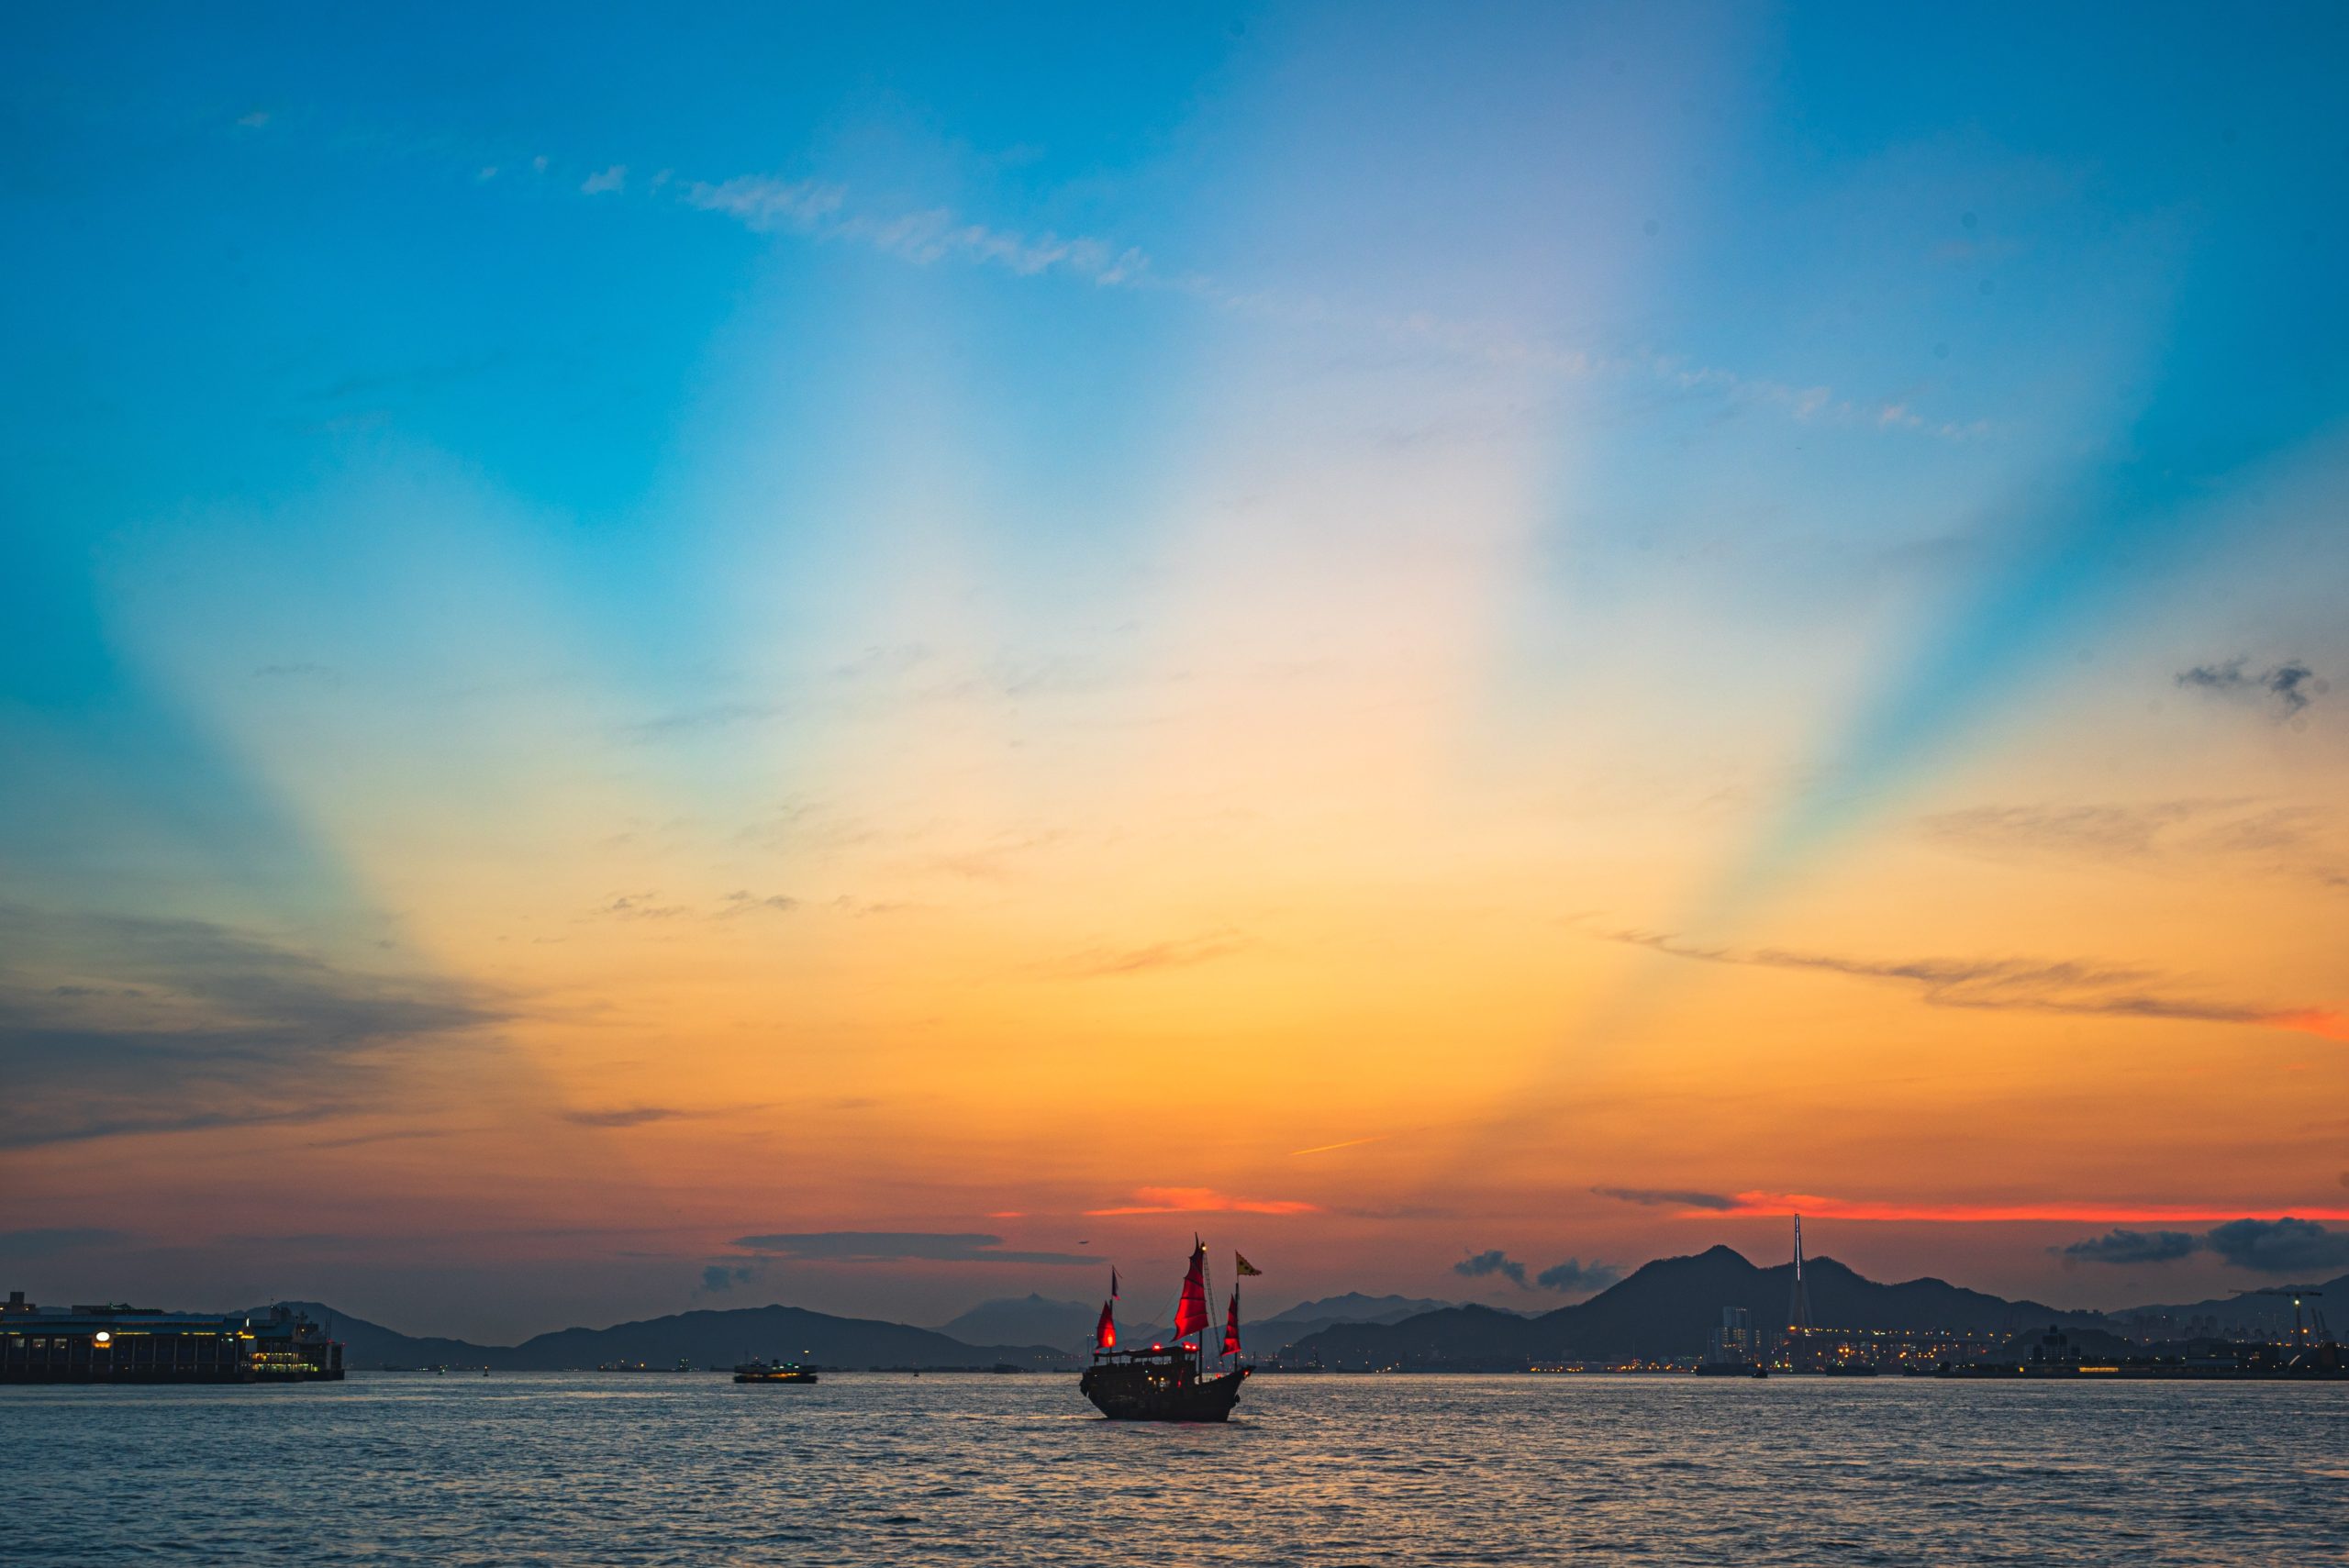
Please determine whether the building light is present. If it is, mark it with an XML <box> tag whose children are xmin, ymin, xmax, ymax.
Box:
<box><xmin>94</xmin><ymin>1330</ymin><xmax>112</xmax><ymax>1345</ymax></box>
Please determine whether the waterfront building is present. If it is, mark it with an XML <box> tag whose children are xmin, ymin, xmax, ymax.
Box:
<box><xmin>1</xmin><ymin>1293</ymin><xmax>344</xmax><ymax>1383</ymax></box>
<box><xmin>1708</xmin><ymin>1307</ymin><xmax>1763</xmax><ymax>1365</ymax></box>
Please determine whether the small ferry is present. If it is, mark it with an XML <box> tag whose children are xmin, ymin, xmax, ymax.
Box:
<box><xmin>1696</xmin><ymin>1361</ymin><xmax>1768</xmax><ymax>1378</ymax></box>
<box><xmin>1078</xmin><ymin>1240</ymin><xmax>1251</xmax><ymax>1421</ymax></box>
<box><xmin>733</xmin><ymin>1359</ymin><xmax>818</xmax><ymax>1384</ymax></box>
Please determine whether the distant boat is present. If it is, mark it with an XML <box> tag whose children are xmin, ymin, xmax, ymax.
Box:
<box><xmin>1696</xmin><ymin>1362</ymin><xmax>1767</xmax><ymax>1378</ymax></box>
<box><xmin>1079</xmin><ymin>1239</ymin><xmax>1251</xmax><ymax>1422</ymax></box>
<box><xmin>733</xmin><ymin>1360</ymin><xmax>818</xmax><ymax>1384</ymax></box>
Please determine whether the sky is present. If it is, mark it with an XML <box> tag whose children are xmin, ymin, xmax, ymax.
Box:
<box><xmin>4</xmin><ymin>1</ymin><xmax>2347</xmax><ymax>1343</ymax></box>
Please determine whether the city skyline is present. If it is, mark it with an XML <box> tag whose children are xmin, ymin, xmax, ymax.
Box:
<box><xmin>6</xmin><ymin>2</ymin><xmax>2348</xmax><ymax>1343</ymax></box>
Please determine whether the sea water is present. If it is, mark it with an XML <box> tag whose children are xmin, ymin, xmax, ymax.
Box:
<box><xmin>5</xmin><ymin>1372</ymin><xmax>2343</xmax><ymax>1563</ymax></box>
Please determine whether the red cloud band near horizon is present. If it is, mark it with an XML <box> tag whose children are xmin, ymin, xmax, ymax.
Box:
<box><xmin>1085</xmin><ymin>1185</ymin><xmax>1319</xmax><ymax>1217</ymax></box>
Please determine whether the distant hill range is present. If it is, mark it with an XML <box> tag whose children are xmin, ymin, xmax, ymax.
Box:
<box><xmin>256</xmin><ymin>1252</ymin><xmax>2349</xmax><ymax>1373</ymax></box>
<box><xmin>2111</xmin><ymin>1273</ymin><xmax>2349</xmax><ymax>1338</ymax></box>
<box><xmin>1283</xmin><ymin>1247</ymin><xmax>2108</xmax><ymax>1369</ymax></box>
<box><xmin>934</xmin><ymin>1294</ymin><xmax>1148</xmax><ymax>1353</ymax></box>
<box><xmin>1252</xmin><ymin>1293</ymin><xmax>1462</xmax><ymax>1349</ymax></box>
<box><xmin>270</xmin><ymin>1300</ymin><xmax>1074</xmax><ymax>1372</ymax></box>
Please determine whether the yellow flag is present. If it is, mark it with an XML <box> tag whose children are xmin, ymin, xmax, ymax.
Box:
<box><xmin>1234</xmin><ymin>1252</ymin><xmax>1262</xmax><ymax>1276</ymax></box>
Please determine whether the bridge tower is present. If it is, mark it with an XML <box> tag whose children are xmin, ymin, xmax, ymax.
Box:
<box><xmin>1788</xmin><ymin>1214</ymin><xmax>1815</xmax><ymax>1331</ymax></box>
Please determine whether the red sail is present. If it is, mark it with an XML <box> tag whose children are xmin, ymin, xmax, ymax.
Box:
<box><xmin>1172</xmin><ymin>1239</ymin><xmax>1208</xmax><ymax>1340</ymax></box>
<box><xmin>1095</xmin><ymin>1299</ymin><xmax>1116</xmax><ymax>1351</ymax></box>
<box><xmin>1221</xmin><ymin>1286</ymin><xmax>1241</xmax><ymax>1358</ymax></box>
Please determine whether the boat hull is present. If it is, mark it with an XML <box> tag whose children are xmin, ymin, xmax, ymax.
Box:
<box><xmin>1080</xmin><ymin>1361</ymin><xmax>1248</xmax><ymax>1421</ymax></box>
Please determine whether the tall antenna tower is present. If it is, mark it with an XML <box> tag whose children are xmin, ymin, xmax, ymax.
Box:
<box><xmin>1787</xmin><ymin>1214</ymin><xmax>1814</xmax><ymax>1331</ymax></box>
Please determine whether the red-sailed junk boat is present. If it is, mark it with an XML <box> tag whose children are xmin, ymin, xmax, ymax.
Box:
<box><xmin>1078</xmin><ymin>1239</ymin><xmax>1251</xmax><ymax>1421</ymax></box>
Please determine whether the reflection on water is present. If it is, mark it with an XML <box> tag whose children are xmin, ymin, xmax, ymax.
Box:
<box><xmin>9</xmin><ymin>1372</ymin><xmax>2347</xmax><ymax>1563</ymax></box>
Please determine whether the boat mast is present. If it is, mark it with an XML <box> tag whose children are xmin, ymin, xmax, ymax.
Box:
<box><xmin>1199</xmin><ymin>1237</ymin><xmax>1212</xmax><ymax>1376</ymax></box>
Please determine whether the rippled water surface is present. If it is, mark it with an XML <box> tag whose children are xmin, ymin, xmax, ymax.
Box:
<box><xmin>8</xmin><ymin>1373</ymin><xmax>2347</xmax><ymax>1564</ymax></box>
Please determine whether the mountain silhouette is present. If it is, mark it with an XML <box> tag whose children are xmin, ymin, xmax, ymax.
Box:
<box><xmin>262</xmin><ymin>1299</ymin><xmax>1074</xmax><ymax>1370</ymax></box>
<box><xmin>1283</xmin><ymin>1246</ymin><xmax>2099</xmax><ymax>1368</ymax></box>
<box><xmin>1255</xmin><ymin>1293</ymin><xmax>1458</xmax><ymax>1329</ymax></box>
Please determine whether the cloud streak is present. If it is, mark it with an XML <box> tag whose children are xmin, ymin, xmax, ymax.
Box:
<box><xmin>2203</xmin><ymin>1217</ymin><xmax>2349</xmax><ymax>1274</ymax></box>
<box><xmin>1453</xmin><ymin>1249</ymin><xmax>1621</xmax><ymax>1294</ymax></box>
<box><xmin>2054</xmin><ymin>1228</ymin><xmax>2199</xmax><ymax>1264</ymax></box>
<box><xmin>1048</xmin><ymin>935</ymin><xmax>1252</xmax><ymax>980</ymax></box>
<box><xmin>1085</xmin><ymin>1187</ymin><xmax>1318</xmax><ymax>1217</ymax></box>
<box><xmin>561</xmin><ymin>1106</ymin><xmax>692</xmax><ymax>1129</ymax></box>
<box><xmin>667</xmin><ymin>171</ymin><xmax>1966</xmax><ymax>442</ymax></box>
<box><xmin>1606</xmin><ymin>929</ymin><xmax>2349</xmax><ymax>1041</ymax></box>
<box><xmin>0</xmin><ymin>906</ymin><xmax>498</xmax><ymax>1150</ymax></box>
<box><xmin>2177</xmin><ymin>658</ymin><xmax>2322</xmax><ymax>718</ymax></box>
<box><xmin>1453</xmin><ymin>1249</ymin><xmax>1527</xmax><ymax>1287</ymax></box>
<box><xmin>1593</xmin><ymin>1185</ymin><xmax>1737</xmax><ymax>1210</ymax></box>
<box><xmin>685</xmin><ymin>175</ymin><xmax>1149</xmax><ymax>286</ymax></box>
<box><xmin>2055</xmin><ymin>1218</ymin><xmax>2349</xmax><ymax>1273</ymax></box>
<box><xmin>1534</xmin><ymin>1257</ymin><xmax>1623</xmax><ymax>1295</ymax></box>
<box><xmin>1291</xmin><ymin>1136</ymin><xmax>1387</xmax><ymax>1157</ymax></box>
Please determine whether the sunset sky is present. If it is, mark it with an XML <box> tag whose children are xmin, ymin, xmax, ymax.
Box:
<box><xmin>6</xmin><ymin>2</ymin><xmax>2347</xmax><ymax>1342</ymax></box>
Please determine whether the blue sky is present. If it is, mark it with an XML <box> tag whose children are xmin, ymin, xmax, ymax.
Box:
<box><xmin>5</xmin><ymin>3</ymin><xmax>2347</xmax><ymax>1334</ymax></box>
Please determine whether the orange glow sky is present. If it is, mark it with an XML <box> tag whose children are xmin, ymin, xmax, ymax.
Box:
<box><xmin>5</xmin><ymin>5</ymin><xmax>2347</xmax><ymax>1341</ymax></box>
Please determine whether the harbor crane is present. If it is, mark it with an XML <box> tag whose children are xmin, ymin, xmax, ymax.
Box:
<box><xmin>2230</xmin><ymin>1285</ymin><xmax>2330</xmax><ymax>1347</ymax></box>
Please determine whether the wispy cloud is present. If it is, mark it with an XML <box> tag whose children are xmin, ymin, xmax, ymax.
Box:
<box><xmin>560</xmin><ymin>1106</ymin><xmax>692</xmax><ymax>1129</ymax></box>
<box><xmin>1453</xmin><ymin>1248</ymin><xmax>1621</xmax><ymax>1294</ymax></box>
<box><xmin>1604</xmin><ymin>928</ymin><xmax>2349</xmax><ymax>1041</ymax></box>
<box><xmin>1291</xmin><ymin>1135</ymin><xmax>1386</xmax><ymax>1157</ymax></box>
<box><xmin>679</xmin><ymin>175</ymin><xmax>844</xmax><ymax>229</ymax></box>
<box><xmin>580</xmin><ymin>163</ymin><xmax>627</xmax><ymax>195</ymax></box>
<box><xmin>614</xmin><ymin>700</ymin><xmax>785</xmax><ymax>742</ymax></box>
<box><xmin>1593</xmin><ymin>1185</ymin><xmax>1737</xmax><ymax>1210</ymax></box>
<box><xmin>1643</xmin><ymin>351</ymin><xmax>1990</xmax><ymax>441</ymax></box>
<box><xmin>0</xmin><ymin>906</ymin><xmax>497</xmax><ymax>1150</ymax></box>
<box><xmin>1918</xmin><ymin>800</ymin><xmax>2218</xmax><ymax>860</ymax></box>
<box><xmin>666</xmin><ymin>168</ymin><xmax>1970</xmax><ymax>441</ymax></box>
<box><xmin>301</xmin><ymin>1127</ymin><xmax>447</xmax><ymax>1151</ymax></box>
<box><xmin>1453</xmin><ymin>1249</ymin><xmax>1527</xmax><ymax>1287</ymax></box>
<box><xmin>2054</xmin><ymin>1228</ymin><xmax>2199</xmax><ymax>1264</ymax></box>
<box><xmin>1534</xmin><ymin>1257</ymin><xmax>1623</xmax><ymax>1295</ymax></box>
<box><xmin>1918</xmin><ymin>798</ymin><xmax>2348</xmax><ymax>892</ymax></box>
<box><xmin>589</xmin><ymin>891</ymin><xmax>798</xmax><ymax>923</ymax></box>
<box><xmin>2054</xmin><ymin>1218</ymin><xmax>2349</xmax><ymax>1273</ymax></box>
<box><xmin>1049</xmin><ymin>934</ymin><xmax>1252</xmax><ymax>979</ymax></box>
<box><xmin>718</xmin><ymin>891</ymin><xmax>799</xmax><ymax>917</ymax></box>
<box><xmin>685</xmin><ymin>175</ymin><xmax>1148</xmax><ymax>285</ymax></box>
<box><xmin>1085</xmin><ymin>1186</ymin><xmax>1318</xmax><ymax>1217</ymax></box>
<box><xmin>589</xmin><ymin>893</ymin><xmax>689</xmax><ymax>921</ymax></box>
<box><xmin>2203</xmin><ymin>1217</ymin><xmax>2349</xmax><ymax>1274</ymax></box>
<box><xmin>699</xmin><ymin>1262</ymin><xmax>760</xmax><ymax>1294</ymax></box>
<box><xmin>927</xmin><ymin>830</ymin><xmax>1066</xmax><ymax>883</ymax></box>
<box><xmin>2177</xmin><ymin>658</ymin><xmax>2323</xmax><ymax>719</ymax></box>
